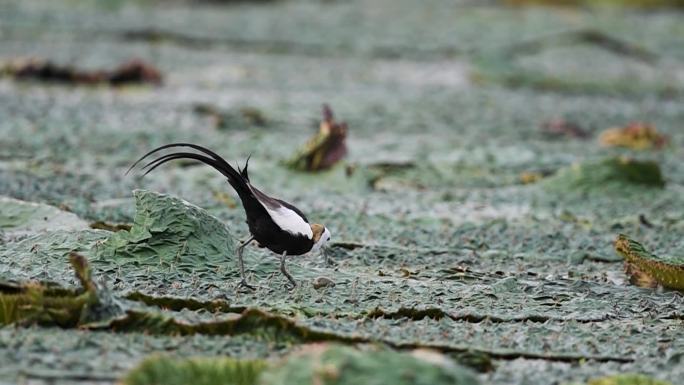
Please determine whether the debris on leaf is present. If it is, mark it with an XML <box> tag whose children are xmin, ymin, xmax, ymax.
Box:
<box><xmin>194</xmin><ymin>104</ymin><xmax>269</xmax><ymax>130</ymax></box>
<box><xmin>3</xmin><ymin>57</ymin><xmax>163</xmax><ymax>86</ymax></box>
<box><xmin>213</xmin><ymin>190</ymin><xmax>238</xmax><ymax>208</ymax></box>
<box><xmin>366</xmin><ymin>161</ymin><xmax>416</xmax><ymax>175</ymax></box>
<box><xmin>69</xmin><ymin>252</ymin><xmax>97</xmax><ymax>293</ymax></box>
<box><xmin>540</xmin><ymin>118</ymin><xmax>590</xmax><ymax>139</ymax></box>
<box><xmin>599</xmin><ymin>122</ymin><xmax>668</xmax><ymax>150</ymax></box>
<box><xmin>449</xmin><ymin>351</ymin><xmax>495</xmax><ymax>373</ymax></box>
<box><xmin>543</xmin><ymin>157</ymin><xmax>665</xmax><ymax>194</ymax></box>
<box><xmin>614</xmin><ymin>234</ymin><xmax>684</xmax><ymax>291</ymax></box>
<box><xmin>366</xmin><ymin>161</ymin><xmax>418</xmax><ymax>191</ymax></box>
<box><xmin>260</xmin><ymin>344</ymin><xmax>480</xmax><ymax>385</ymax></box>
<box><xmin>107</xmin><ymin>59</ymin><xmax>163</xmax><ymax>85</ymax></box>
<box><xmin>239</xmin><ymin>107</ymin><xmax>268</xmax><ymax>126</ymax></box>
<box><xmin>312</xmin><ymin>276</ymin><xmax>335</xmax><ymax>289</ymax></box>
<box><xmin>520</xmin><ymin>169</ymin><xmax>555</xmax><ymax>184</ymax></box>
<box><xmin>122</xmin><ymin>355</ymin><xmax>267</xmax><ymax>385</ymax></box>
<box><xmin>285</xmin><ymin>104</ymin><xmax>348</xmax><ymax>172</ymax></box>
<box><xmin>89</xmin><ymin>221</ymin><xmax>133</xmax><ymax>232</ymax></box>
<box><xmin>638</xmin><ymin>214</ymin><xmax>654</xmax><ymax>228</ymax></box>
<box><xmin>519</xmin><ymin>171</ymin><xmax>545</xmax><ymax>184</ymax></box>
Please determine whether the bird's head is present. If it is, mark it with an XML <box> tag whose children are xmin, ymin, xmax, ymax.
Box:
<box><xmin>310</xmin><ymin>223</ymin><xmax>331</xmax><ymax>253</ymax></box>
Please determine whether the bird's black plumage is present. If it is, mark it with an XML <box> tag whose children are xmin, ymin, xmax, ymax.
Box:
<box><xmin>128</xmin><ymin>143</ymin><xmax>315</xmax><ymax>256</ymax></box>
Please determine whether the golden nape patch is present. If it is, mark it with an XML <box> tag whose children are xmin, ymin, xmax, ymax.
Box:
<box><xmin>311</xmin><ymin>224</ymin><xmax>325</xmax><ymax>243</ymax></box>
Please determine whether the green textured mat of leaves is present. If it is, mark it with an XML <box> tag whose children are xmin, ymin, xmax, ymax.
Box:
<box><xmin>0</xmin><ymin>1</ymin><xmax>682</xmax><ymax>384</ymax></box>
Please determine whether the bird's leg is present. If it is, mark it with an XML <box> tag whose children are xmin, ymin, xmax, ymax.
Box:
<box><xmin>279</xmin><ymin>251</ymin><xmax>297</xmax><ymax>290</ymax></box>
<box><xmin>322</xmin><ymin>247</ymin><xmax>333</xmax><ymax>267</ymax></box>
<box><xmin>237</xmin><ymin>236</ymin><xmax>255</xmax><ymax>290</ymax></box>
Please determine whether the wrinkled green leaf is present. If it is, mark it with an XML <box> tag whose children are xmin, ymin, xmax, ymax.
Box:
<box><xmin>259</xmin><ymin>344</ymin><xmax>480</xmax><ymax>385</ymax></box>
<box><xmin>94</xmin><ymin>190</ymin><xmax>236</xmax><ymax>269</ymax></box>
<box><xmin>543</xmin><ymin>157</ymin><xmax>665</xmax><ymax>194</ymax></box>
<box><xmin>0</xmin><ymin>253</ymin><xmax>123</xmax><ymax>327</ymax></box>
<box><xmin>582</xmin><ymin>374</ymin><xmax>674</xmax><ymax>385</ymax></box>
<box><xmin>0</xmin><ymin>196</ymin><xmax>88</xmax><ymax>237</ymax></box>
<box><xmin>122</xmin><ymin>355</ymin><xmax>267</xmax><ymax>385</ymax></box>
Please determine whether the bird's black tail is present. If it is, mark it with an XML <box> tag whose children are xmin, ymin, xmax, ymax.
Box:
<box><xmin>127</xmin><ymin>143</ymin><xmax>251</xmax><ymax>196</ymax></box>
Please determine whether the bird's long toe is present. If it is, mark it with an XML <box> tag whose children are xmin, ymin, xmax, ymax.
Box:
<box><xmin>238</xmin><ymin>279</ymin><xmax>257</xmax><ymax>291</ymax></box>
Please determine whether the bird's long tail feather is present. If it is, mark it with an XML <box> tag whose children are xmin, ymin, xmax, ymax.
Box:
<box><xmin>127</xmin><ymin>143</ymin><xmax>249</xmax><ymax>194</ymax></box>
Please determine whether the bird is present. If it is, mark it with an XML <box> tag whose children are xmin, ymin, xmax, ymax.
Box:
<box><xmin>127</xmin><ymin>143</ymin><xmax>331</xmax><ymax>289</ymax></box>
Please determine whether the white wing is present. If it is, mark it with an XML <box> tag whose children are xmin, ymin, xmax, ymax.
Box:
<box><xmin>248</xmin><ymin>184</ymin><xmax>313</xmax><ymax>238</ymax></box>
<box><xmin>263</xmin><ymin>205</ymin><xmax>313</xmax><ymax>238</ymax></box>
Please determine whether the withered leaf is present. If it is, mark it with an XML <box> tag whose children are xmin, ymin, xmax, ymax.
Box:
<box><xmin>3</xmin><ymin>58</ymin><xmax>162</xmax><ymax>86</ymax></box>
<box><xmin>599</xmin><ymin>122</ymin><xmax>668</xmax><ymax>150</ymax></box>
<box><xmin>285</xmin><ymin>104</ymin><xmax>348</xmax><ymax>172</ymax></box>
<box><xmin>614</xmin><ymin>234</ymin><xmax>684</xmax><ymax>292</ymax></box>
<box><xmin>540</xmin><ymin>118</ymin><xmax>590</xmax><ymax>139</ymax></box>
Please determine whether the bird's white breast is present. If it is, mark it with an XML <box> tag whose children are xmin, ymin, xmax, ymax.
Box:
<box><xmin>264</xmin><ymin>205</ymin><xmax>313</xmax><ymax>238</ymax></box>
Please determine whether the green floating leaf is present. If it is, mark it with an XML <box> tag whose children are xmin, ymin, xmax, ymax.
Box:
<box><xmin>504</xmin><ymin>0</ymin><xmax>684</xmax><ymax>9</ymax></box>
<box><xmin>0</xmin><ymin>285</ymin><xmax>84</xmax><ymax>327</ymax></box>
<box><xmin>103</xmin><ymin>308</ymin><xmax>354</xmax><ymax>342</ymax></box>
<box><xmin>0</xmin><ymin>253</ymin><xmax>122</xmax><ymax>327</ymax></box>
<box><xmin>0</xmin><ymin>229</ymin><xmax>109</xmax><ymax>288</ymax></box>
<box><xmin>583</xmin><ymin>374</ymin><xmax>673</xmax><ymax>385</ymax></box>
<box><xmin>614</xmin><ymin>234</ymin><xmax>684</xmax><ymax>291</ymax></box>
<box><xmin>122</xmin><ymin>355</ymin><xmax>267</xmax><ymax>385</ymax></box>
<box><xmin>94</xmin><ymin>190</ymin><xmax>236</xmax><ymax>270</ymax></box>
<box><xmin>0</xmin><ymin>196</ymin><xmax>88</xmax><ymax>237</ymax></box>
<box><xmin>194</xmin><ymin>103</ymin><xmax>270</xmax><ymax>131</ymax></box>
<box><xmin>259</xmin><ymin>344</ymin><xmax>480</xmax><ymax>385</ymax></box>
<box><xmin>472</xmin><ymin>28</ymin><xmax>681</xmax><ymax>98</ymax></box>
<box><xmin>543</xmin><ymin>157</ymin><xmax>665</xmax><ymax>194</ymax></box>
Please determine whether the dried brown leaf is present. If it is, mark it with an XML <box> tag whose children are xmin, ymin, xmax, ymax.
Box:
<box><xmin>4</xmin><ymin>57</ymin><xmax>162</xmax><ymax>86</ymax></box>
<box><xmin>285</xmin><ymin>104</ymin><xmax>348</xmax><ymax>172</ymax></box>
<box><xmin>599</xmin><ymin>122</ymin><xmax>668</xmax><ymax>150</ymax></box>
